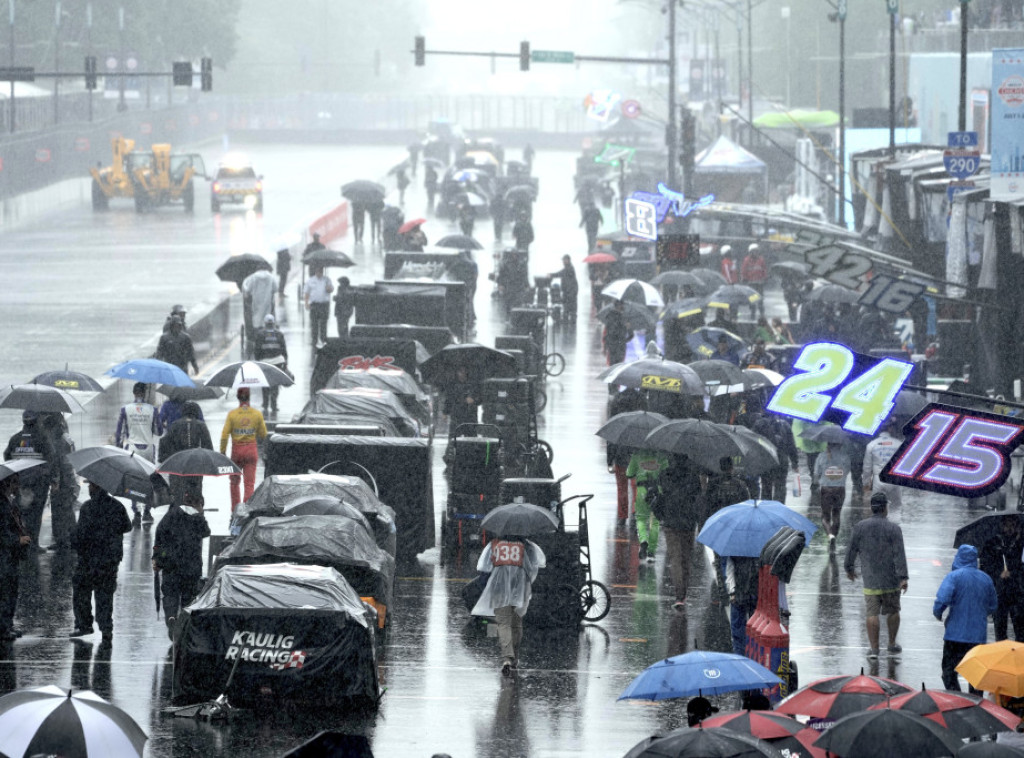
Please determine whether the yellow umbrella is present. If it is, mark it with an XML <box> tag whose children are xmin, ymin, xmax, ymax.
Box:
<box><xmin>956</xmin><ymin>640</ymin><xmax>1024</xmax><ymax>696</ymax></box>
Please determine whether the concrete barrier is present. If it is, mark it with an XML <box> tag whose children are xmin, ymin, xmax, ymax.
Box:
<box><xmin>0</xmin><ymin>177</ymin><xmax>91</xmax><ymax>228</ymax></box>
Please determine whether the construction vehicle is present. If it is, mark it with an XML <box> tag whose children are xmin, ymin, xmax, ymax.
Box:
<box><xmin>90</xmin><ymin>137</ymin><xmax>136</xmax><ymax>210</ymax></box>
<box><xmin>129</xmin><ymin>144</ymin><xmax>207</xmax><ymax>213</ymax></box>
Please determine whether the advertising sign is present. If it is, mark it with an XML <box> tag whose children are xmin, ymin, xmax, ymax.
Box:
<box><xmin>991</xmin><ymin>48</ymin><xmax>1024</xmax><ymax>197</ymax></box>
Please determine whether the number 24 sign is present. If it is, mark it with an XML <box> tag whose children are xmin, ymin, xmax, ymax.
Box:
<box><xmin>880</xmin><ymin>404</ymin><xmax>1024</xmax><ymax>498</ymax></box>
<box><xmin>766</xmin><ymin>342</ymin><xmax>913</xmax><ymax>436</ymax></box>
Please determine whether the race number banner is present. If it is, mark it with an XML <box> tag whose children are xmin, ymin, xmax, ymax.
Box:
<box><xmin>991</xmin><ymin>48</ymin><xmax>1024</xmax><ymax>198</ymax></box>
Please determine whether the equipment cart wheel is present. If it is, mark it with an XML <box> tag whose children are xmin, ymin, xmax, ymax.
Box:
<box><xmin>544</xmin><ymin>352</ymin><xmax>566</xmax><ymax>377</ymax></box>
<box><xmin>580</xmin><ymin>579</ymin><xmax>611</xmax><ymax>622</ymax></box>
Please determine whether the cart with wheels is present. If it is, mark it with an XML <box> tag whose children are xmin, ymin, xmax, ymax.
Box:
<box><xmin>440</xmin><ymin>423</ymin><xmax>503</xmax><ymax>553</ymax></box>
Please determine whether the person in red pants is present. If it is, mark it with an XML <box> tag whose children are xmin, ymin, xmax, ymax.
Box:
<box><xmin>219</xmin><ymin>387</ymin><xmax>267</xmax><ymax>511</ymax></box>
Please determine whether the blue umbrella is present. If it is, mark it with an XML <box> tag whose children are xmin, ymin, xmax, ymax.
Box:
<box><xmin>697</xmin><ymin>500</ymin><xmax>818</xmax><ymax>557</ymax></box>
<box><xmin>618</xmin><ymin>650</ymin><xmax>781</xmax><ymax>700</ymax></box>
<box><xmin>106</xmin><ymin>359</ymin><xmax>194</xmax><ymax>387</ymax></box>
<box><xmin>687</xmin><ymin>327</ymin><xmax>748</xmax><ymax>360</ymax></box>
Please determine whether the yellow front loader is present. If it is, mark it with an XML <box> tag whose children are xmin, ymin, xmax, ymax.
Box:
<box><xmin>89</xmin><ymin>137</ymin><xmax>136</xmax><ymax>210</ymax></box>
<box><xmin>128</xmin><ymin>144</ymin><xmax>207</xmax><ymax>213</ymax></box>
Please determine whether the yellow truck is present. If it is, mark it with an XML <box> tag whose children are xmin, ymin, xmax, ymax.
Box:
<box><xmin>90</xmin><ymin>139</ymin><xmax>207</xmax><ymax>213</ymax></box>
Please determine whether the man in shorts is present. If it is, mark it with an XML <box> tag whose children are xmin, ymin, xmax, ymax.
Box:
<box><xmin>844</xmin><ymin>492</ymin><xmax>908</xmax><ymax>659</ymax></box>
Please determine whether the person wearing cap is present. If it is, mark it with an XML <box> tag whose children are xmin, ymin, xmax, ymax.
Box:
<box><xmin>3</xmin><ymin>410</ymin><xmax>59</xmax><ymax>548</ymax></box>
<box><xmin>844</xmin><ymin>492</ymin><xmax>908</xmax><ymax>659</ymax></box>
<box><xmin>687</xmin><ymin>696</ymin><xmax>719</xmax><ymax>726</ymax></box>
<box><xmin>156</xmin><ymin>316</ymin><xmax>198</xmax><ymax>375</ymax></box>
<box><xmin>69</xmin><ymin>480</ymin><xmax>133</xmax><ymax>642</ymax></box>
<box><xmin>241</xmin><ymin>268</ymin><xmax>278</xmax><ymax>355</ymax></box>
<box><xmin>713</xmin><ymin>334</ymin><xmax>741</xmax><ymax>366</ymax></box>
<box><xmin>253</xmin><ymin>314</ymin><xmax>289</xmax><ymax>415</ymax></box>
<box><xmin>740</xmin><ymin>243</ymin><xmax>767</xmax><ymax>318</ymax></box>
<box><xmin>719</xmin><ymin>245</ymin><xmax>737</xmax><ymax>284</ymax></box>
<box><xmin>162</xmin><ymin>304</ymin><xmax>188</xmax><ymax>333</ymax></box>
<box><xmin>303</xmin><ymin>264</ymin><xmax>334</xmax><ymax>348</ymax></box>
<box><xmin>303</xmin><ymin>231</ymin><xmax>325</xmax><ymax>256</ymax></box>
<box><xmin>0</xmin><ymin>470</ymin><xmax>30</xmax><ymax>640</ymax></box>
<box><xmin>334</xmin><ymin>277</ymin><xmax>355</xmax><ymax>338</ymax></box>
<box><xmin>220</xmin><ymin>387</ymin><xmax>267</xmax><ymax>511</ymax></box>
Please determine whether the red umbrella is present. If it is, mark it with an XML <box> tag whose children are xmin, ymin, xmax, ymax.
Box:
<box><xmin>776</xmin><ymin>673</ymin><xmax>912</xmax><ymax>722</ymax></box>
<box><xmin>702</xmin><ymin>710</ymin><xmax>827</xmax><ymax>758</ymax></box>
<box><xmin>868</xmin><ymin>687</ymin><xmax>1019</xmax><ymax>739</ymax></box>
<box><xmin>398</xmin><ymin>218</ymin><xmax>426</xmax><ymax>235</ymax></box>
<box><xmin>583</xmin><ymin>252</ymin><xmax>617</xmax><ymax>264</ymax></box>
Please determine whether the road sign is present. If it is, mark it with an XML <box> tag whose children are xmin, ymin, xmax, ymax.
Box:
<box><xmin>837</xmin><ymin>0</ymin><xmax>847</xmax><ymax>20</ymax></box>
<box><xmin>622</xmin><ymin>99</ymin><xmax>642</xmax><ymax>119</ymax></box>
<box><xmin>531</xmin><ymin>50</ymin><xmax>575</xmax><ymax>64</ymax></box>
<box><xmin>886</xmin><ymin>0</ymin><xmax>899</xmax><ymax>14</ymax></box>
<box><xmin>944</xmin><ymin>131</ymin><xmax>981</xmax><ymax>180</ymax></box>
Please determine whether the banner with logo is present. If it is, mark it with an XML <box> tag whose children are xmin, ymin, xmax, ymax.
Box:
<box><xmin>991</xmin><ymin>48</ymin><xmax>1024</xmax><ymax>198</ymax></box>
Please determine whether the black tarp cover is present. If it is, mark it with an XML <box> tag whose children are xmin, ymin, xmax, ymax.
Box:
<box><xmin>173</xmin><ymin>563</ymin><xmax>379</xmax><ymax>705</ymax></box>
<box><xmin>297</xmin><ymin>388</ymin><xmax>421</xmax><ymax>437</ymax></box>
<box><xmin>216</xmin><ymin>515</ymin><xmax>396</xmax><ymax>623</ymax></box>
<box><xmin>233</xmin><ymin>474</ymin><xmax>397</xmax><ymax>555</ymax></box>
<box><xmin>325</xmin><ymin>367</ymin><xmax>432</xmax><ymax>427</ymax></box>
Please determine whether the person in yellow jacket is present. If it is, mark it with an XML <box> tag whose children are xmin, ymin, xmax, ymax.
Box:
<box><xmin>220</xmin><ymin>388</ymin><xmax>267</xmax><ymax>511</ymax></box>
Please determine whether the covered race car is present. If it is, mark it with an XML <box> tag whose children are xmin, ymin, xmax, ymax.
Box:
<box><xmin>325</xmin><ymin>367</ymin><xmax>432</xmax><ymax>428</ymax></box>
<box><xmin>172</xmin><ymin>563</ymin><xmax>379</xmax><ymax>707</ymax></box>
<box><xmin>295</xmin><ymin>387</ymin><xmax>422</xmax><ymax>437</ymax></box>
<box><xmin>215</xmin><ymin>514</ymin><xmax>396</xmax><ymax>631</ymax></box>
<box><xmin>233</xmin><ymin>473</ymin><xmax>397</xmax><ymax>555</ymax></box>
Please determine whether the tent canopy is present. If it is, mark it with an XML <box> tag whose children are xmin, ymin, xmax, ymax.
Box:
<box><xmin>695</xmin><ymin>135</ymin><xmax>767</xmax><ymax>174</ymax></box>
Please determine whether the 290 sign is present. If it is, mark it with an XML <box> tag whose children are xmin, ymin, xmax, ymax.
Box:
<box><xmin>766</xmin><ymin>342</ymin><xmax>913</xmax><ymax>436</ymax></box>
<box><xmin>880</xmin><ymin>404</ymin><xmax>1024</xmax><ymax>498</ymax></box>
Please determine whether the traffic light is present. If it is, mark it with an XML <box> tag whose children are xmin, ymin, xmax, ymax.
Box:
<box><xmin>200</xmin><ymin>57</ymin><xmax>213</xmax><ymax>91</ymax></box>
<box><xmin>520</xmin><ymin>41</ymin><xmax>530</xmax><ymax>71</ymax></box>
<box><xmin>84</xmin><ymin>55</ymin><xmax>97</xmax><ymax>90</ymax></box>
<box><xmin>172</xmin><ymin>61</ymin><xmax>192</xmax><ymax>86</ymax></box>
<box><xmin>414</xmin><ymin>36</ymin><xmax>425</xmax><ymax>66</ymax></box>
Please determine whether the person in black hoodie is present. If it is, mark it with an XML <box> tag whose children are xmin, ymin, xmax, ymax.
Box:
<box><xmin>653</xmin><ymin>454</ymin><xmax>705</xmax><ymax>608</ymax></box>
<box><xmin>159</xmin><ymin>401</ymin><xmax>213</xmax><ymax>505</ymax></box>
<box><xmin>70</xmin><ymin>481</ymin><xmax>132</xmax><ymax>641</ymax></box>
<box><xmin>0</xmin><ymin>472</ymin><xmax>30</xmax><ymax>640</ymax></box>
<box><xmin>152</xmin><ymin>491</ymin><xmax>211</xmax><ymax>639</ymax></box>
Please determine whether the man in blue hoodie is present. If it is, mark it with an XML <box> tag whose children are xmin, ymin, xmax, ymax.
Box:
<box><xmin>934</xmin><ymin>543</ymin><xmax>998</xmax><ymax>692</ymax></box>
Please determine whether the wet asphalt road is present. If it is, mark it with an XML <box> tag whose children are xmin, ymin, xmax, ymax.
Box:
<box><xmin>0</xmin><ymin>142</ymin><xmax>1002</xmax><ymax>757</ymax></box>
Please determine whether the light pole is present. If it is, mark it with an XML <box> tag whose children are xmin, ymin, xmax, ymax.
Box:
<box><xmin>888</xmin><ymin>0</ymin><xmax>896</xmax><ymax>156</ymax></box>
<box><xmin>830</xmin><ymin>0</ymin><xmax>848</xmax><ymax>226</ymax></box>
<box><xmin>667</xmin><ymin>0</ymin><xmax>679</xmax><ymax>190</ymax></box>
<box><xmin>781</xmin><ymin>5</ymin><xmax>791</xmax><ymax>107</ymax></box>
<box><xmin>8</xmin><ymin>0</ymin><xmax>14</xmax><ymax>133</ymax></box>
<box><xmin>52</xmin><ymin>1</ymin><xmax>60</xmax><ymax>125</ymax></box>
<box><xmin>747</xmin><ymin>0</ymin><xmax>753</xmax><ymax>134</ymax></box>
<box><xmin>117</xmin><ymin>6</ymin><xmax>126</xmax><ymax>112</ymax></box>
<box><xmin>86</xmin><ymin>1</ymin><xmax>92</xmax><ymax>121</ymax></box>
<box><xmin>958</xmin><ymin>0</ymin><xmax>968</xmax><ymax>131</ymax></box>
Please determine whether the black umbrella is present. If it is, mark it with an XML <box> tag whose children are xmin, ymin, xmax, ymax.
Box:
<box><xmin>707</xmin><ymin>284</ymin><xmax>762</xmax><ymax>309</ymax></box>
<box><xmin>0</xmin><ymin>458</ymin><xmax>46</xmax><ymax>483</ymax></box>
<box><xmin>631</xmin><ymin>726</ymin><xmax>785</xmax><ymax>758</ymax></box>
<box><xmin>29</xmin><ymin>369</ymin><xmax>104</xmax><ymax>392</ymax></box>
<box><xmin>0</xmin><ymin>384</ymin><xmax>85</xmax><ymax>414</ymax></box>
<box><xmin>954</xmin><ymin>513</ymin><xmax>1024</xmax><ymax>549</ymax></box>
<box><xmin>505</xmin><ymin>185</ymin><xmax>537</xmax><ymax>203</ymax></box>
<box><xmin>436</xmin><ymin>234</ymin><xmax>484</xmax><ymax>250</ymax></box>
<box><xmin>804</xmin><ymin>284</ymin><xmax>860</xmax><ymax>304</ymax></box>
<box><xmin>662</xmin><ymin>297</ymin><xmax>710</xmax><ymax>321</ymax></box>
<box><xmin>157</xmin><ymin>449</ymin><xmax>240</xmax><ymax>477</ymax></box>
<box><xmin>688</xmin><ymin>328</ymin><xmax>748</xmax><ymax>361</ymax></box>
<box><xmin>0</xmin><ymin>685</ymin><xmax>148</xmax><ymax>758</ymax></box>
<box><xmin>799</xmin><ymin>424</ymin><xmax>848</xmax><ymax>445</ymax></box>
<box><xmin>341</xmin><ymin>179</ymin><xmax>386</xmax><ymax>203</ymax></box>
<box><xmin>480</xmin><ymin>502</ymin><xmax>559</xmax><ymax>537</ymax></box>
<box><xmin>958</xmin><ymin>742</ymin><xmax>1024</xmax><ymax>757</ymax></box>
<box><xmin>687</xmin><ymin>360</ymin><xmax>748</xmax><ymax>391</ymax></box>
<box><xmin>892</xmin><ymin>390</ymin><xmax>929</xmax><ymax>420</ymax></box>
<box><xmin>599</xmin><ymin>358</ymin><xmax>706</xmax><ymax>396</ymax></box>
<box><xmin>215</xmin><ymin>253</ymin><xmax>273</xmax><ymax>286</ymax></box>
<box><xmin>301</xmin><ymin>248</ymin><xmax>356</xmax><ymax>268</ymax></box>
<box><xmin>596</xmin><ymin>411</ymin><xmax>669</xmax><ymax>448</ymax></box>
<box><xmin>644</xmin><ymin>419</ymin><xmax>746</xmax><ymax>470</ymax></box>
<box><xmin>723</xmin><ymin>425</ymin><xmax>780</xmax><ymax>477</ymax></box>
<box><xmin>742</xmin><ymin>369</ymin><xmax>783</xmax><ymax>392</ymax></box>
<box><xmin>598</xmin><ymin>301</ymin><xmax>657</xmax><ymax>332</ymax></box>
<box><xmin>66</xmin><ymin>446</ymin><xmax>164</xmax><ymax>501</ymax></box>
<box><xmin>419</xmin><ymin>343</ymin><xmax>518</xmax><ymax>385</ymax></box>
<box><xmin>813</xmin><ymin>708</ymin><xmax>962</xmax><ymax>758</ymax></box>
<box><xmin>650</xmin><ymin>271</ymin><xmax>714</xmax><ymax>292</ymax></box>
<box><xmin>690</xmin><ymin>268</ymin><xmax>728</xmax><ymax>289</ymax></box>
<box><xmin>770</xmin><ymin>261</ymin><xmax>811</xmax><ymax>280</ymax></box>
<box><xmin>156</xmin><ymin>384</ymin><xmax>223</xmax><ymax>401</ymax></box>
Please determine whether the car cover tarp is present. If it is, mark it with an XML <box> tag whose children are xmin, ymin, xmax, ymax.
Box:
<box><xmin>232</xmin><ymin>474</ymin><xmax>398</xmax><ymax>556</ymax></box>
<box><xmin>173</xmin><ymin>563</ymin><xmax>378</xmax><ymax>706</ymax></box>
<box><xmin>348</xmin><ymin>325</ymin><xmax>447</xmax><ymax>359</ymax></box>
<box><xmin>216</xmin><ymin>515</ymin><xmax>395</xmax><ymax>616</ymax></box>
<box><xmin>325</xmin><ymin>368</ymin><xmax>432</xmax><ymax>427</ymax></box>
<box><xmin>383</xmin><ymin>251</ymin><xmax>464</xmax><ymax>281</ymax></box>
<box><xmin>358</xmin><ymin>281</ymin><xmax>468</xmax><ymax>341</ymax></box>
<box><xmin>265</xmin><ymin>434</ymin><xmax>434</xmax><ymax>558</ymax></box>
<box><xmin>297</xmin><ymin>388</ymin><xmax>420</xmax><ymax>437</ymax></box>
<box><xmin>310</xmin><ymin>338</ymin><xmax>421</xmax><ymax>394</ymax></box>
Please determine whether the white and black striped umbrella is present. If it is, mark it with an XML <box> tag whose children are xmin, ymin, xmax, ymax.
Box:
<box><xmin>0</xmin><ymin>685</ymin><xmax>147</xmax><ymax>758</ymax></box>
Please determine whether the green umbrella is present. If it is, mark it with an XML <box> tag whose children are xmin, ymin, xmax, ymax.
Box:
<box><xmin>753</xmin><ymin>109</ymin><xmax>841</xmax><ymax>130</ymax></box>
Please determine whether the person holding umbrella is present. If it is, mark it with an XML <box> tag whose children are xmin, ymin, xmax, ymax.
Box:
<box><xmin>152</xmin><ymin>490</ymin><xmax>211</xmax><ymax>640</ymax></box>
<box><xmin>580</xmin><ymin>202</ymin><xmax>603</xmax><ymax>253</ymax></box>
<box><xmin>0</xmin><ymin>467</ymin><xmax>32</xmax><ymax>640</ymax></box>
<box><xmin>220</xmin><ymin>387</ymin><xmax>267</xmax><ymax>511</ymax></box>
<box><xmin>38</xmin><ymin>412</ymin><xmax>77</xmax><ymax>552</ymax></box>
<box><xmin>471</xmin><ymin>532</ymin><xmax>547</xmax><ymax>677</ymax></box>
<box><xmin>303</xmin><ymin>264</ymin><xmax>334</xmax><ymax>348</ymax></box>
<box><xmin>156</xmin><ymin>316</ymin><xmax>198</xmax><ymax>376</ymax></box>
<box><xmin>115</xmin><ymin>384</ymin><xmax>161</xmax><ymax>528</ymax></box>
<box><xmin>603</xmin><ymin>299</ymin><xmax>629</xmax><ymax>367</ymax></box>
<box><xmin>978</xmin><ymin>517</ymin><xmax>1024</xmax><ymax>640</ymax></box>
<box><xmin>159</xmin><ymin>401</ymin><xmax>212</xmax><ymax>505</ymax></box>
<box><xmin>69</xmin><ymin>480</ymin><xmax>133</xmax><ymax>642</ymax></box>
<box><xmin>253</xmin><ymin>314</ymin><xmax>289</xmax><ymax>414</ymax></box>
<box><xmin>653</xmin><ymin>453</ymin><xmax>704</xmax><ymax>608</ymax></box>
<box><xmin>626</xmin><ymin>447</ymin><xmax>668</xmax><ymax>563</ymax></box>
<box><xmin>3</xmin><ymin>410</ymin><xmax>59</xmax><ymax>550</ymax></box>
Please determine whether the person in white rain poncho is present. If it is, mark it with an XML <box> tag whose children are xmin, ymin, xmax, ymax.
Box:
<box><xmin>241</xmin><ymin>269</ymin><xmax>278</xmax><ymax>355</ymax></box>
<box><xmin>471</xmin><ymin>535</ymin><xmax>546</xmax><ymax>677</ymax></box>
